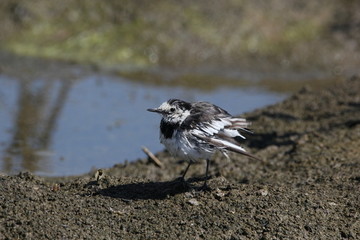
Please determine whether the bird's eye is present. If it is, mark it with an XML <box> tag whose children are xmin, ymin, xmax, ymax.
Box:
<box><xmin>170</xmin><ymin>107</ymin><xmax>175</xmax><ymax>112</ymax></box>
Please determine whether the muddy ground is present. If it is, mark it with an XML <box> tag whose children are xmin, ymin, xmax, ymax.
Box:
<box><xmin>1</xmin><ymin>76</ymin><xmax>360</xmax><ymax>239</ymax></box>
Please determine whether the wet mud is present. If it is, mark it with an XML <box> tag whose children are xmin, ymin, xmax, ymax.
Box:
<box><xmin>1</xmin><ymin>76</ymin><xmax>360</xmax><ymax>239</ymax></box>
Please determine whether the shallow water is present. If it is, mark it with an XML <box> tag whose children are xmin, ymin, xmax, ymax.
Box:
<box><xmin>0</xmin><ymin>73</ymin><xmax>285</xmax><ymax>176</ymax></box>
<box><xmin>0</xmin><ymin>54</ymin><xmax>291</xmax><ymax>176</ymax></box>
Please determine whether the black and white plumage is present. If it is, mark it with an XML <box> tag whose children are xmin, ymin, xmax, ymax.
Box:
<box><xmin>148</xmin><ymin>99</ymin><xmax>258</xmax><ymax>188</ymax></box>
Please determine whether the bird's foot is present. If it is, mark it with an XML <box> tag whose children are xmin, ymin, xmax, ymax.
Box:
<box><xmin>199</xmin><ymin>182</ymin><xmax>211</xmax><ymax>191</ymax></box>
<box><xmin>174</xmin><ymin>176</ymin><xmax>191</xmax><ymax>189</ymax></box>
<box><xmin>174</xmin><ymin>176</ymin><xmax>186</xmax><ymax>182</ymax></box>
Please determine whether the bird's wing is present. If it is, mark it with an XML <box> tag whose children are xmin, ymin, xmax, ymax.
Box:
<box><xmin>187</xmin><ymin>114</ymin><xmax>259</xmax><ymax>160</ymax></box>
<box><xmin>192</xmin><ymin>118</ymin><xmax>261</xmax><ymax>161</ymax></box>
<box><xmin>181</xmin><ymin>101</ymin><xmax>231</xmax><ymax>129</ymax></box>
<box><xmin>180</xmin><ymin>101</ymin><xmax>260</xmax><ymax>160</ymax></box>
<box><xmin>191</xmin><ymin>117</ymin><xmax>249</xmax><ymax>146</ymax></box>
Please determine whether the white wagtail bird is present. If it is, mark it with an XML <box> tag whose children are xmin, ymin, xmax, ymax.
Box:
<box><xmin>147</xmin><ymin>99</ymin><xmax>259</xmax><ymax>188</ymax></box>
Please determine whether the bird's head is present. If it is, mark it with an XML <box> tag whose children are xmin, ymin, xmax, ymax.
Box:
<box><xmin>147</xmin><ymin>99</ymin><xmax>192</xmax><ymax>124</ymax></box>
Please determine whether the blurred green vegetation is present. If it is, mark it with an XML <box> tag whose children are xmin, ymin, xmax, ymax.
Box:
<box><xmin>0</xmin><ymin>0</ymin><xmax>359</xmax><ymax>71</ymax></box>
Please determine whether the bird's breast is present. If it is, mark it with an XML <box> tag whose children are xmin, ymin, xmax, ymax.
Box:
<box><xmin>160</xmin><ymin>119</ymin><xmax>180</xmax><ymax>139</ymax></box>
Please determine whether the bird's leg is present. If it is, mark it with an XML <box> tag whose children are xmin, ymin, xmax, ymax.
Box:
<box><xmin>201</xmin><ymin>159</ymin><xmax>211</xmax><ymax>190</ymax></box>
<box><xmin>175</xmin><ymin>162</ymin><xmax>192</xmax><ymax>188</ymax></box>
<box><xmin>181</xmin><ymin>162</ymin><xmax>192</xmax><ymax>180</ymax></box>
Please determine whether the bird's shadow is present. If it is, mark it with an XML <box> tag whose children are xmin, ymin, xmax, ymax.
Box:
<box><xmin>96</xmin><ymin>178</ymin><xmax>205</xmax><ymax>200</ymax></box>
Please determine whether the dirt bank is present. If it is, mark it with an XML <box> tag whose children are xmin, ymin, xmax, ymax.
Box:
<box><xmin>1</xmin><ymin>77</ymin><xmax>360</xmax><ymax>239</ymax></box>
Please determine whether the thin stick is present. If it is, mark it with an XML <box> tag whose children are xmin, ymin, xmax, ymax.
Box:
<box><xmin>142</xmin><ymin>146</ymin><xmax>164</xmax><ymax>168</ymax></box>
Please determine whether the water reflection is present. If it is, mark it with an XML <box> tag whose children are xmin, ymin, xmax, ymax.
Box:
<box><xmin>4</xmin><ymin>79</ymin><xmax>73</xmax><ymax>174</ymax></box>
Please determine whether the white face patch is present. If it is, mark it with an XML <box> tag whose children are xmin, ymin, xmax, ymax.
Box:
<box><xmin>157</xmin><ymin>101</ymin><xmax>190</xmax><ymax>124</ymax></box>
<box><xmin>158</xmin><ymin>102</ymin><xmax>171</xmax><ymax>111</ymax></box>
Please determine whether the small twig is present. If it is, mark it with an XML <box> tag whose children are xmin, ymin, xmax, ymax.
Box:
<box><xmin>142</xmin><ymin>146</ymin><xmax>164</xmax><ymax>168</ymax></box>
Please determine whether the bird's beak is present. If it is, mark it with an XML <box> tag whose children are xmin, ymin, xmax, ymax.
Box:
<box><xmin>147</xmin><ymin>108</ymin><xmax>163</xmax><ymax>114</ymax></box>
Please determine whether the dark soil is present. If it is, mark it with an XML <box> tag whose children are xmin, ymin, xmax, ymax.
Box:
<box><xmin>1</xmin><ymin>76</ymin><xmax>360</xmax><ymax>240</ymax></box>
